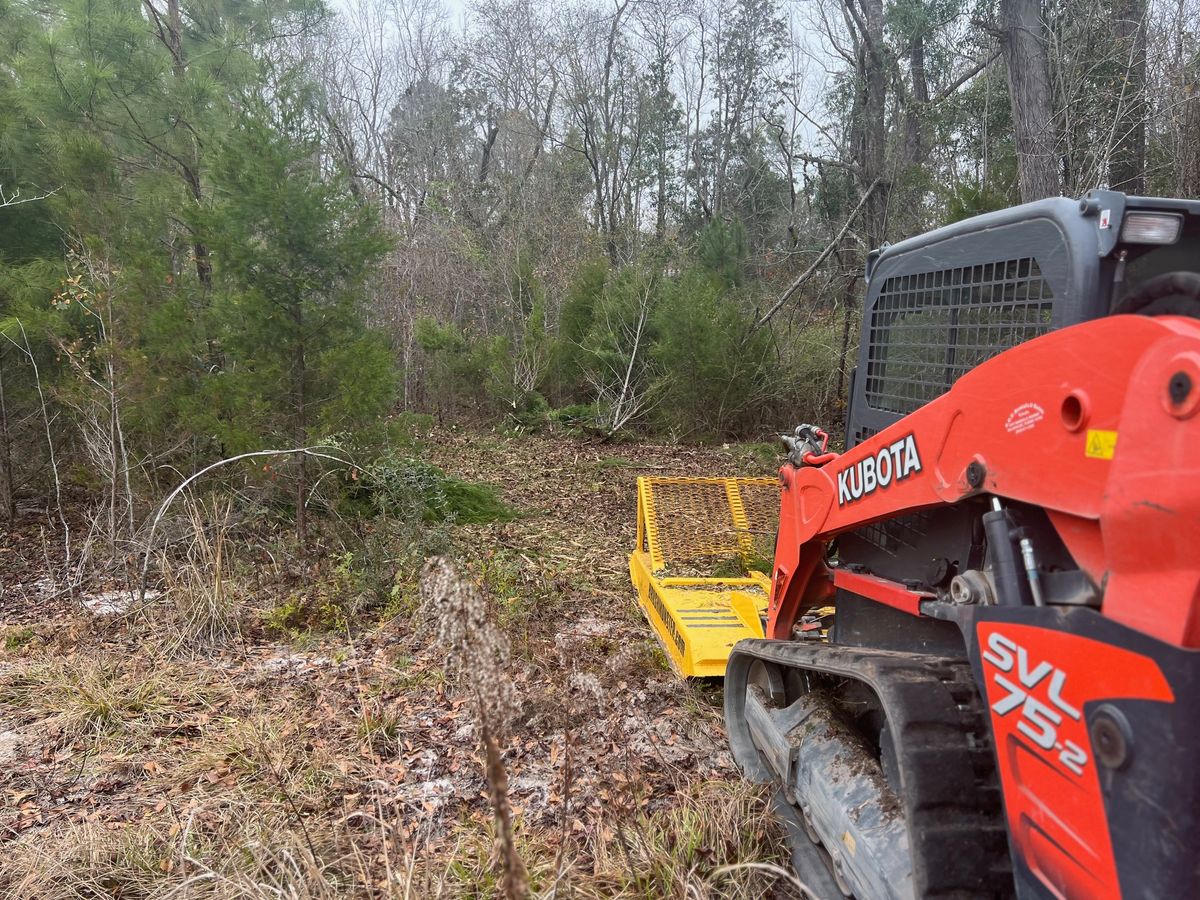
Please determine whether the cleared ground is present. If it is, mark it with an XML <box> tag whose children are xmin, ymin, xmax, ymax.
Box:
<box><xmin>0</xmin><ymin>429</ymin><xmax>803</xmax><ymax>898</ymax></box>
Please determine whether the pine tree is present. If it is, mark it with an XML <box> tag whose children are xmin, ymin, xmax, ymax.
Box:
<box><xmin>200</xmin><ymin>88</ymin><xmax>395</xmax><ymax>544</ymax></box>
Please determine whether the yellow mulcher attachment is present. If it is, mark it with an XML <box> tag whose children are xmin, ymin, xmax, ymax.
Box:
<box><xmin>629</xmin><ymin>476</ymin><xmax>780</xmax><ymax>677</ymax></box>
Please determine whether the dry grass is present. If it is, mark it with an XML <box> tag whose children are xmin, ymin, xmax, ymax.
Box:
<box><xmin>0</xmin><ymin>429</ymin><xmax>796</xmax><ymax>898</ymax></box>
<box><xmin>424</xmin><ymin>779</ymin><xmax>799</xmax><ymax>899</ymax></box>
<box><xmin>2</xmin><ymin>777</ymin><xmax>797</xmax><ymax>899</ymax></box>
<box><xmin>1</xmin><ymin>807</ymin><xmax>347</xmax><ymax>899</ymax></box>
<box><xmin>150</xmin><ymin>496</ymin><xmax>244</xmax><ymax>654</ymax></box>
<box><xmin>0</xmin><ymin>653</ymin><xmax>225</xmax><ymax>740</ymax></box>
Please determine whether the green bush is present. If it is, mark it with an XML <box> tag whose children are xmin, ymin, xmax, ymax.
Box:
<box><xmin>263</xmin><ymin>552</ymin><xmax>359</xmax><ymax>636</ymax></box>
<box><xmin>403</xmin><ymin>232</ymin><xmax>851</xmax><ymax>442</ymax></box>
<box><xmin>341</xmin><ymin>452</ymin><xmax>515</xmax><ymax>526</ymax></box>
<box><xmin>504</xmin><ymin>391</ymin><xmax>551</xmax><ymax>433</ymax></box>
<box><xmin>440</xmin><ymin>476</ymin><xmax>516</xmax><ymax>525</ymax></box>
<box><xmin>780</xmin><ymin>319</ymin><xmax>846</xmax><ymax>424</ymax></box>
<box><xmin>544</xmin><ymin>259</ymin><xmax>607</xmax><ymax>403</ymax></box>
<box><xmin>696</xmin><ymin>218</ymin><xmax>749</xmax><ymax>287</ymax></box>
<box><xmin>415</xmin><ymin>318</ymin><xmax>508</xmax><ymax>418</ymax></box>
<box><xmin>550</xmin><ymin>403</ymin><xmax>596</xmax><ymax>429</ymax></box>
<box><xmin>649</xmin><ymin>267</ymin><xmax>777</xmax><ymax>439</ymax></box>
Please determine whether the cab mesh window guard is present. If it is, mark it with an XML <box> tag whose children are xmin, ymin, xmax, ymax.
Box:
<box><xmin>865</xmin><ymin>258</ymin><xmax>1054</xmax><ymax>414</ymax></box>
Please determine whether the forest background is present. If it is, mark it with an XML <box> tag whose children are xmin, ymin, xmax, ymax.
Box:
<box><xmin>1</xmin><ymin>0</ymin><xmax>1197</xmax><ymax>541</ymax></box>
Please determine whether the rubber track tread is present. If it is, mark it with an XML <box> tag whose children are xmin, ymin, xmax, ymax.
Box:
<box><xmin>728</xmin><ymin>640</ymin><xmax>1013</xmax><ymax>898</ymax></box>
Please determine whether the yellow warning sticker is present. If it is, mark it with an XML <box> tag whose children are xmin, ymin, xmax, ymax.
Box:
<box><xmin>842</xmin><ymin>830</ymin><xmax>857</xmax><ymax>856</ymax></box>
<box><xmin>1085</xmin><ymin>429</ymin><xmax>1118</xmax><ymax>460</ymax></box>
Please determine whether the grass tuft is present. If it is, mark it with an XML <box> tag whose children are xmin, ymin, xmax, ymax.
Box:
<box><xmin>2</xmin><ymin>626</ymin><xmax>37</xmax><ymax>653</ymax></box>
<box><xmin>143</xmin><ymin>496</ymin><xmax>244</xmax><ymax>654</ymax></box>
<box><xmin>0</xmin><ymin>654</ymin><xmax>226</xmax><ymax>740</ymax></box>
<box><xmin>0</xmin><ymin>805</ymin><xmax>348</xmax><ymax>899</ymax></box>
<box><xmin>431</xmin><ymin>779</ymin><xmax>801</xmax><ymax>899</ymax></box>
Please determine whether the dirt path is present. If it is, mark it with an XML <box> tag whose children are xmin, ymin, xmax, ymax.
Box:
<box><xmin>0</xmin><ymin>429</ymin><xmax>796</xmax><ymax>897</ymax></box>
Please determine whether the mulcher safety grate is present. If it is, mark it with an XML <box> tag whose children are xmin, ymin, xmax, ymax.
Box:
<box><xmin>638</xmin><ymin>476</ymin><xmax>779</xmax><ymax>572</ymax></box>
<box><xmin>630</xmin><ymin>476</ymin><xmax>780</xmax><ymax>676</ymax></box>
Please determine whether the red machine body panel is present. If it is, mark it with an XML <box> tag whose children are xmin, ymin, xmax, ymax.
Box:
<box><xmin>976</xmin><ymin>622</ymin><xmax>1174</xmax><ymax>900</ymax></box>
<box><xmin>759</xmin><ymin>313</ymin><xmax>1200</xmax><ymax>899</ymax></box>
<box><xmin>767</xmin><ymin>314</ymin><xmax>1200</xmax><ymax>650</ymax></box>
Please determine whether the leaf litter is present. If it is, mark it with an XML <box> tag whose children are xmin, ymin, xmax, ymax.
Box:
<box><xmin>0</xmin><ymin>429</ymin><xmax>803</xmax><ymax>897</ymax></box>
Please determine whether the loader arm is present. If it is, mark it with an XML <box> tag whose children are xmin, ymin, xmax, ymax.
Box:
<box><xmin>768</xmin><ymin>313</ymin><xmax>1200</xmax><ymax>649</ymax></box>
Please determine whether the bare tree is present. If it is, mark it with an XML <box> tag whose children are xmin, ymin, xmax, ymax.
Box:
<box><xmin>469</xmin><ymin>0</ymin><xmax>561</xmax><ymax>199</ymax></box>
<box><xmin>1149</xmin><ymin>0</ymin><xmax>1200</xmax><ymax>196</ymax></box>
<box><xmin>1000</xmin><ymin>0</ymin><xmax>1062</xmax><ymax>200</ymax></box>
<box><xmin>559</xmin><ymin>0</ymin><xmax>646</xmax><ymax>263</ymax></box>
<box><xmin>1108</xmin><ymin>0</ymin><xmax>1148</xmax><ymax>191</ymax></box>
<box><xmin>587</xmin><ymin>278</ymin><xmax>660</xmax><ymax>435</ymax></box>
<box><xmin>315</xmin><ymin>0</ymin><xmax>454</xmax><ymax>222</ymax></box>
<box><xmin>633</xmin><ymin>0</ymin><xmax>689</xmax><ymax>241</ymax></box>
<box><xmin>53</xmin><ymin>246</ymin><xmax>136</xmax><ymax>557</ymax></box>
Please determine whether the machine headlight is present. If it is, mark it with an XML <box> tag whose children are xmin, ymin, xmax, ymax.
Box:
<box><xmin>1120</xmin><ymin>212</ymin><xmax>1184</xmax><ymax>244</ymax></box>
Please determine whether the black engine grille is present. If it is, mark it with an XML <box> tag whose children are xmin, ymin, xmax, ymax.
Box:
<box><xmin>848</xmin><ymin>426</ymin><xmax>934</xmax><ymax>556</ymax></box>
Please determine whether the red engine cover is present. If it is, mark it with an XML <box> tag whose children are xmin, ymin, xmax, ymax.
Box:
<box><xmin>976</xmin><ymin>622</ymin><xmax>1174</xmax><ymax>899</ymax></box>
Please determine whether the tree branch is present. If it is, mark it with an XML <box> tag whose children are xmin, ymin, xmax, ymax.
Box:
<box><xmin>752</xmin><ymin>178</ymin><xmax>881</xmax><ymax>332</ymax></box>
<box><xmin>931</xmin><ymin>50</ymin><xmax>1002</xmax><ymax>105</ymax></box>
<box><xmin>0</xmin><ymin>185</ymin><xmax>59</xmax><ymax>207</ymax></box>
<box><xmin>137</xmin><ymin>446</ymin><xmax>353</xmax><ymax>602</ymax></box>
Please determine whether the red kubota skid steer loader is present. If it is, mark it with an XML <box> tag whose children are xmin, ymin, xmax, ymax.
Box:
<box><xmin>630</xmin><ymin>190</ymin><xmax>1200</xmax><ymax>899</ymax></box>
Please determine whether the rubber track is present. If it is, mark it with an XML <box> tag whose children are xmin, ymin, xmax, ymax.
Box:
<box><xmin>727</xmin><ymin>640</ymin><xmax>1014</xmax><ymax>899</ymax></box>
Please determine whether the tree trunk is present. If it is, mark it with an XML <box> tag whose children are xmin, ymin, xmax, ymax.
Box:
<box><xmin>905</xmin><ymin>30</ymin><xmax>930</xmax><ymax>172</ymax></box>
<box><xmin>1109</xmin><ymin>0</ymin><xmax>1147</xmax><ymax>193</ymax></box>
<box><xmin>0</xmin><ymin>345</ymin><xmax>15</xmax><ymax>522</ymax></box>
<box><xmin>159</xmin><ymin>0</ymin><xmax>213</xmax><ymax>291</ymax></box>
<box><xmin>1166</xmin><ymin>0</ymin><xmax>1196</xmax><ymax>195</ymax></box>
<box><xmin>1000</xmin><ymin>0</ymin><xmax>1061</xmax><ymax>201</ymax></box>
<box><xmin>656</xmin><ymin>141</ymin><xmax>668</xmax><ymax>241</ymax></box>
<box><xmin>861</xmin><ymin>0</ymin><xmax>889</xmax><ymax>246</ymax></box>
<box><xmin>834</xmin><ymin>266</ymin><xmax>858</xmax><ymax>406</ymax></box>
<box><xmin>294</xmin><ymin>327</ymin><xmax>308</xmax><ymax>548</ymax></box>
<box><xmin>478</xmin><ymin>110</ymin><xmax>500</xmax><ymax>183</ymax></box>
<box><xmin>833</xmin><ymin>241</ymin><xmax>861</xmax><ymax>407</ymax></box>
